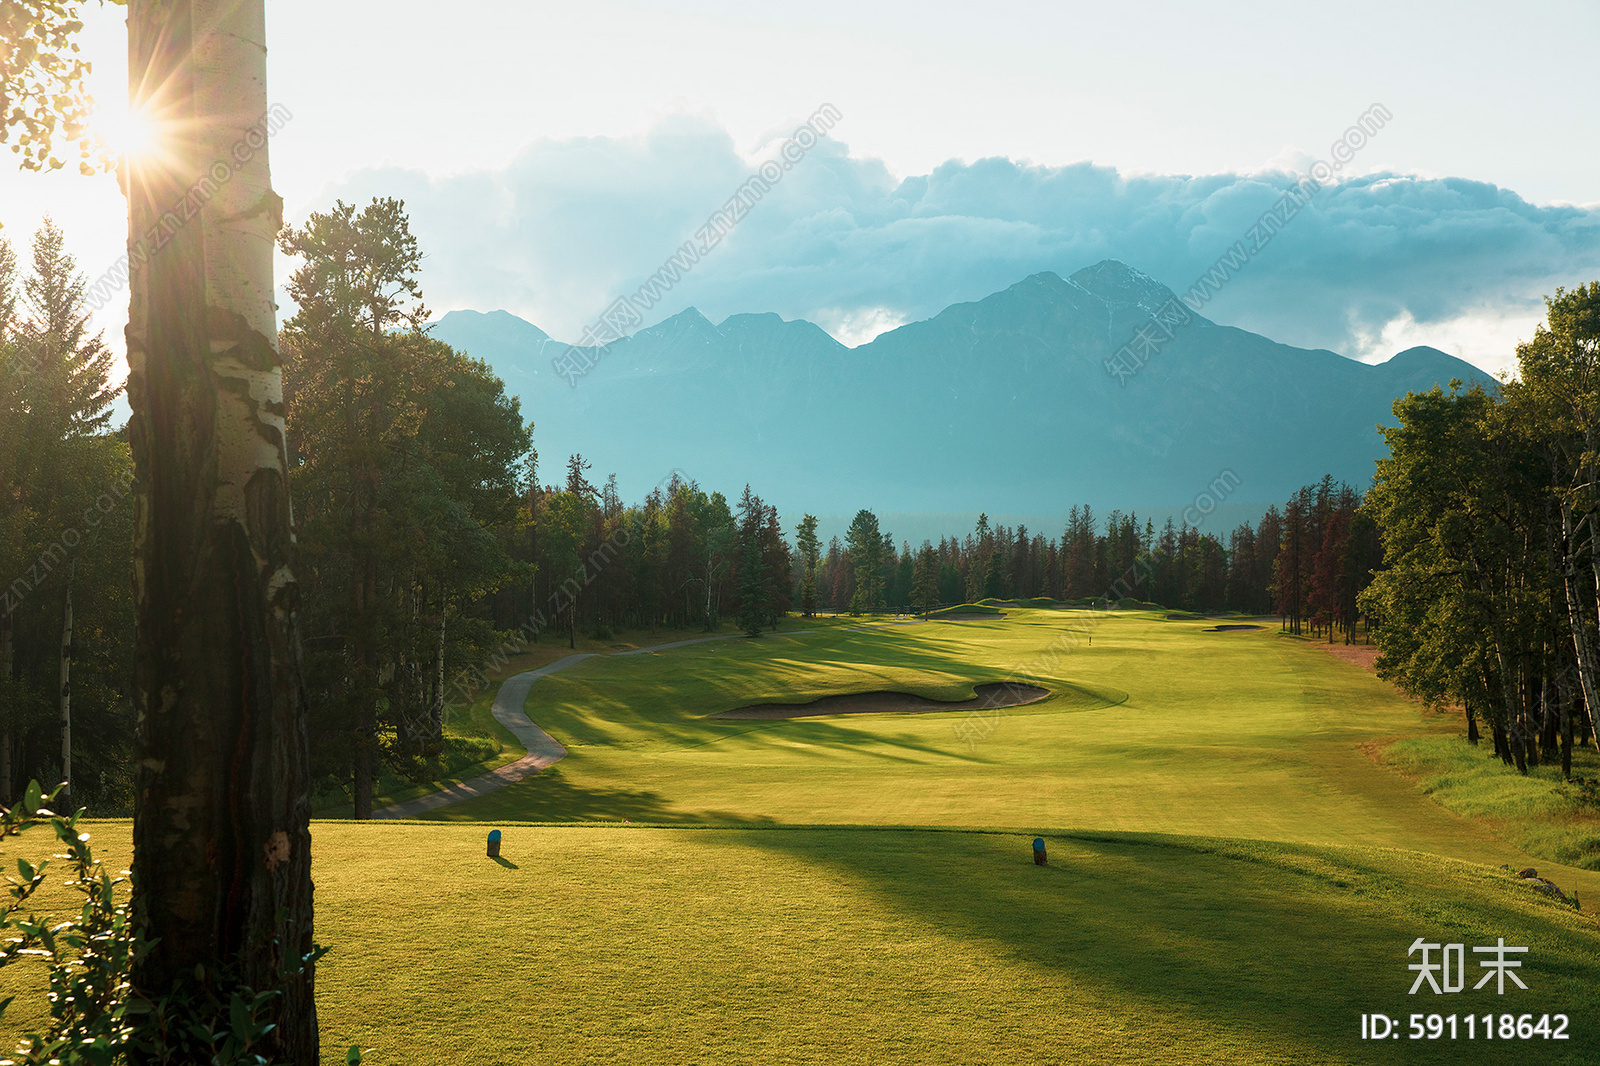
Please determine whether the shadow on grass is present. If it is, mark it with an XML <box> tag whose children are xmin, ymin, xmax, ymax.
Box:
<box><xmin>417</xmin><ymin>765</ymin><xmax>779</xmax><ymax>826</ymax></box>
<box><xmin>704</xmin><ymin>827</ymin><xmax>1600</xmax><ymax>1064</ymax></box>
<box><xmin>535</xmin><ymin>622</ymin><xmax>1117</xmax><ymax>764</ymax></box>
<box><xmin>492</xmin><ymin>856</ymin><xmax>519</xmax><ymax>869</ymax></box>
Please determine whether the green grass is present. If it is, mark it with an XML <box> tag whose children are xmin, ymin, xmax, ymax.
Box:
<box><xmin>9</xmin><ymin>611</ymin><xmax>1600</xmax><ymax>1062</ymax></box>
<box><xmin>1382</xmin><ymin>736</ymin><xmax>1600</xmax><ymax>870</ymax></box>
<box><xmin>310</xmin><ymin>684</ymin><xmax>524</xmax><ymax>818</ymax></box>
<box><xmin>306</xmin><ymin>824</ymin><xmax>1600</xmax><ymax>1065</ymax></box>
<box><xmin>422</xmin><ymin>610</ymin><xmax>1592</xmax><ymax>888</ymax></box>
<box><xmin>8</xmin><ymin>822</ymin><xmax>1598</xmax><ymax>1064</ymax></box>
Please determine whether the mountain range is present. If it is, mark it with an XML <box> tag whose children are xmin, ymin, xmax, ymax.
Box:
<box><xmin>430</xmin><ymin>260</ymin><xmax>1494</xmax><ymax>542</ymax></box>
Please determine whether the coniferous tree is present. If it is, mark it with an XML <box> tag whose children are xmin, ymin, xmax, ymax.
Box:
<box><xmin>795</xmin><ymin>514</ymin><xmax>820</xmax><ymax>618</ymax></box>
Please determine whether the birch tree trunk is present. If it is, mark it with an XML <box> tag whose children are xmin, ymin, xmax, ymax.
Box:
<box><xmin>1560</xmin><ymin>502</ymin><xmax>1600</xmax><ymax>749</ymax></box>
<box><xmin>125</xmin><ymin>1</ymin><xmax>318</xmax><ymax>1060</ymax></box>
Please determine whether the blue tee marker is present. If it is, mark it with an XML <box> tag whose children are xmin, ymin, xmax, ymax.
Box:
<box><xmin>1032</xmin><ymin>837</ymin><xmax>1047</xmax><ymax>866</ymax></box>
<box><xmin>487</xmin><ymin>829</ymin><xmax>502</xmax><ymax>858</ymax></box>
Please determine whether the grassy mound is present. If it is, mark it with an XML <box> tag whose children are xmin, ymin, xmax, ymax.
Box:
<box><xmin>928</xmin><ymin>602</ymin><xmax>1004</xmax><ymax>618</ymax></box>
<box><xmin>1117</xmin><ymin>597</ymin><xmax>1163</xmax><ymax>610</ymax></box>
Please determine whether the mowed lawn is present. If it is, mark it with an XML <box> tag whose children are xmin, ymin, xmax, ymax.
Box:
<box><xmin>309</xmin><ymin>823</ymin><xmax>1597</xmax><ymax>1065</ymax></box>
<box><xmin>7</xmin><ymin>610</ymin><xmax>1600</xmax><ymax>1063</ymax></box>
<box><xmin>426</xmin><ymin>610</ymin><xmax>1597</xmax><ymax>894</ymax></box>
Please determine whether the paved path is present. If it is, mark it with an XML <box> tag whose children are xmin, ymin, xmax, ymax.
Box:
<box><xmin>371</xmin><ymin>618</ymin><xmax>929</xmax><ymax>819</ymax></box>
<box><xmin>372</xmin><ymin>654</ymin><xmax>592</xmax><ymax>819</ymax></box>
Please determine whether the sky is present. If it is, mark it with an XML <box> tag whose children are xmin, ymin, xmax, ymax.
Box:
<box><xmin>3</xmin><ymin>0</ymin><xmax>1598</xmax><ymax>381</ymax></box>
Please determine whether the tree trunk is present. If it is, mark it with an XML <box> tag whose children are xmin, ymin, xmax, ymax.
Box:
<box><xmin>352</xmin><ymin>559</ymin><xmax>376</xmax><ymax>820</ymax></box>
<box><xmin>125</xmin><ymin>2</ymin><xmax>317</xmax><ymax>1060</ymax></box>
<box><xmin>1559</xmin><ymin>503</ymin><xmax>1600</xmax><ymax>745</ymax></box>
<box><xmin>59</xmin><ymin>562</ymin><xmax>72</xmax><ymax>811</ymax></box>
<box><xmin>1557</xmin><ymin>666</ymin><xmax>1575</xmax><ymax>778</ymax></box>
<box><xmin>430</xmin><ymin>608</ymin><xmax>446</xmax><ymax>743</ymax></box>
<box><xmin>1</xmin><ymin>613</ymin><xmax>12</xmax><ymax>803</ymax></box>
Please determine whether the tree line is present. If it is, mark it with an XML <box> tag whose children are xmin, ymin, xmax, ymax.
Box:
<box><xmin>3</xmin><ymin>204</ymin><xmax>1594</xmax><ymax>820</ymax></box>
<box><xmin>0</xmin><ymin>218</ymin><xmax>131</xmax><ymax>815</ymax></box>
<box><xmin>1360</xmin><ymin>285</ymin><xmax>1600</xmax><ymax>777</ymax></box>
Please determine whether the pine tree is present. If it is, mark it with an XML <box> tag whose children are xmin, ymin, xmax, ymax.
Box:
<box><xmin>911</xmin><ymin>543</ymin><xmax>940</xmax><ymax>618</ymax></box>
<box><xmin>736</xmin><ymin>486</ymin><xmax>767</xmax><ymax>636</ymax></box>
<box><xmin>795</xmin><ymin>514</ymin><xmax>820</xmax><ymax>618</ymax></box>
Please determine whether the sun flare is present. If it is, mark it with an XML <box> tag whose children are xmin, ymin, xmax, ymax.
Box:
<box><xmin>94</xmin><ymin>102</ymin><xmax>164</xmax><ymax>164</ymax></box>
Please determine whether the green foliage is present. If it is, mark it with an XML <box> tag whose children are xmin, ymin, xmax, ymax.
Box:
<box><xmin>794</xmin><ymin>515</ymin><xmax>820</xmax><ymax>620</ymax></box>
<box><xmin>0</xmin><ymin>1</ymin><xmax>120</xmax><ymax>173</ymax></box>
<box><xmin>735</xmin><ymin>487</ymin><xmax>766</xmax><ymax>637</ymax></box>
<box><xmin>281</xmin><ymin>198</ymin><xmax>532</xmax><ymax>802</ymax></box>
<box><xmin>844</xmin><ymin>509</ymin><xmax>883</xmax><ymax>613</ymax></box>
<box><xmin>0</xmin><ymin>220</ymin><xmax>131</xmax><ymax>813</ymax></box>
<box><xmin>0</xmin><ymin>781</ymin><xmax>353</xmax><ymax>1064</ymax></box>
<box><xmin>909</xmin><ymin>543</ymin><xmax>939</xmax><ymax>618</ymax></box>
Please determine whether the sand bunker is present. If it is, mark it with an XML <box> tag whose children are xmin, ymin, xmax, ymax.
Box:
<box><xmin>1206</xmin><ymin>624</ymin><xmax>1264</xmax><ymax>632</ymax></box>
<box><xmin>715</xmin><ymin>682</ymin><xmax>1050</xmax><ymax>719</ymax></box>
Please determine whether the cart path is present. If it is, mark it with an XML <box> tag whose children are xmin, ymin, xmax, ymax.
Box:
<box><xmin>372</xmin><ymin>653</ymin><xmax>591</xmax><ymax>819</ymax></box>
<box><xmin>372</xmin><ymin>619</ymin><xmax>929</xmax><ymax>818</ymax></box>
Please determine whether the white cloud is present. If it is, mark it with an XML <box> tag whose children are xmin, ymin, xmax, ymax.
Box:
<box><xmin>300</xmin><ymin>114</ymin><xmax>1600</xmax><ymax>372</ymax></box>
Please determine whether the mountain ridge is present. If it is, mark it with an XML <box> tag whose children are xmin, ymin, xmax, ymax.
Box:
<box><xmin>429</xmin><ymin>260</ymin><xmax>1493</xmax><ymax>535</ymax></box>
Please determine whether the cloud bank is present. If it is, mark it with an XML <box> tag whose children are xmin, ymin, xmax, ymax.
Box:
<box><xmin>302</xmin><ymin>114</ymin><xmax>1600</xmax><ymax>374</ymax></box>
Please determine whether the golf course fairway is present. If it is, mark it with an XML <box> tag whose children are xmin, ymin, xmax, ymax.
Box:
<box><xmin>4</xmin><ymin>609</ymin><xmax>1598</xmax><ymax>1063</ymax></box>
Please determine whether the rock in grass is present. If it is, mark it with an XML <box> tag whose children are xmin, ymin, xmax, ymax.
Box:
<box><xmin>1518</xmin><ymin>867</ymin><xmax>1539</xmax><ymax>879</ymax></box>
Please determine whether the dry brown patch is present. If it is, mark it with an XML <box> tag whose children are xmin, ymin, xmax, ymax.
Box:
<box><xmin>1317</xmin><ymin>642</ymin><xmax>1381</xmax><ymax>672</ymax></box>
<box><xmin>1358</xmin><ymin>736</ymin><xmax>1408</xmax><ymax>766</ymax></box>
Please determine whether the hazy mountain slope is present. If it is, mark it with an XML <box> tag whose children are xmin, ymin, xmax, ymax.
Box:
<box><xmin>430</xmin><ymin>261</ymin><xmax>1494</xmax><ymax>523</ymax></box>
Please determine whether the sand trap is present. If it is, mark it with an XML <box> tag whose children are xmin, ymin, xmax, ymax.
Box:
<box><xmin>715</xmin><ymin>682</ymin><xmax>1050</xmax><ymax>719</ymax></box>
<box><xmin>1206</xmin><ymin>624</ymin><xmax>1264</xmax><ymax>632</ymax></box>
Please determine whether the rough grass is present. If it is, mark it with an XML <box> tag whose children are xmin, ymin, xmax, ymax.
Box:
<box><xmin>1381</xmin><ymin>736</ymin><xmax>1600</xmax><ymax>870</ymax></box>
<box><xmin>309</xmin><ymin>685</ymin><xmax>521</xmax><ymax>818</ymax></box>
